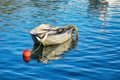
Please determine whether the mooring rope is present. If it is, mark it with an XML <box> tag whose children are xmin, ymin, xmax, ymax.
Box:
<box><xmin>31</xmin><ymin>43</ymin><xmax>42</xmax><ymax>54</ymax></box>
<box><xmin>65</xmin><ymin>25</ymin><xmax>78</xmax><ymax>41</ymax></box>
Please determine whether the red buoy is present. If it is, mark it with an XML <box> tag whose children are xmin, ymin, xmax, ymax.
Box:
<box><xmin>22</xmin><ymin>49</ymin><xmax>31</xmax><ymax>57</ymax></box>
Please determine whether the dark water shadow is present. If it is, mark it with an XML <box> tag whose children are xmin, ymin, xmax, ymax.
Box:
<box><xmin>31</xmin><ymin>38</ymin><xmax>78</xmax><ymax>64</ymax></box>
<box><xmin>31</xmin><ymin>0</ymin><xmax>68</xmax><ymax>10</ymax></box>
<box><xmin>30</xmin><ymin>0</ymin><xmax>69</xmax><ymax>23</ymax></box>
<box><xmin>0</xmin><ymin>0</ymin><xmax>31</xmax><ymax>14</ymax></box>
<box><xmin>88</xmin><ymin>0</ymin><xmax>108</xmax><ymax>21</ymax></box>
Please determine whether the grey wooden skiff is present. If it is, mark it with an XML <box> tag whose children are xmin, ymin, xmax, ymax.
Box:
<box><xmin>30</xmin><ymin>24</ymin><xmax>77</xmax><ymax>46</ymax></box>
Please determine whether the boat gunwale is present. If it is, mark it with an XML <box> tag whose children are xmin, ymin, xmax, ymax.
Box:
<box><xmin>30</xmin><ymin>27</ymin><xmax>73</xmax><ymax>36</ymax></box>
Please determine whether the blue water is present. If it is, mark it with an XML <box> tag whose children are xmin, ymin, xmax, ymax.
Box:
<box><xmin>0</xmin><ymin>0</ymin><xmax>120</xmax><ymax>80</ymax></box>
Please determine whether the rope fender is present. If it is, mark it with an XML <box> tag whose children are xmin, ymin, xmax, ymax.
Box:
<box><xmin>64</xmin><ymin>25</ymin><xmax>78</xmax><ymax>41</ymax></box>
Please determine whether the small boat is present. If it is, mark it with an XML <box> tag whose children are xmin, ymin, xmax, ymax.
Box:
<box><xmin>30</xmin><ymin>24</ymin><xmax>78</xmax><ymax>46</ymax></box>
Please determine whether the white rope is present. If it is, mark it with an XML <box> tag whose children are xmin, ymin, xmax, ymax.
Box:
<box><xmin>36</xmin><ymin>36</ymin><xmax>41</xmax><ymax>42</ymax></box>
<box><xmin>42</xmin><ymin>33</ymin><xmax>48</xmax><ymax>42</ymax></box>
<box><xmin>36</xmin><ymin>33</ymin><xmax>47</xmax><ymax>46</ymax></box>
<box><xmin>42</xmin><ymin>33</ymin><xmax>48</xmax><ymax>46</ymax></box>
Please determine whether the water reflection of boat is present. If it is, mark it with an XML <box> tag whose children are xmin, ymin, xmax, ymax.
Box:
<box><xmin>31</xmin><ymin>38</ymin><xmax>77</xmax><ymax>63</ymax></box>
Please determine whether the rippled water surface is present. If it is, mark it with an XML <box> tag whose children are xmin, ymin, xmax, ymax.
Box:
<box><xmin>0</xmin><ymin>0</ymin><xmax>120</xmax><ymax>80</ymax></box>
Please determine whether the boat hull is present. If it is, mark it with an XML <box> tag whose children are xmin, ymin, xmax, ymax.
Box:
<box><xmin>30</xmin><ymin>24</ymin><xmax>73</xmax><ymax>46</ymax></box>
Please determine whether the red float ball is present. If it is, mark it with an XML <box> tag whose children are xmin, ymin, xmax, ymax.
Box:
<box><xmin>22</xmin><ymin>49</ymin><xmax>31</xmax><ymax>57</ymax></box>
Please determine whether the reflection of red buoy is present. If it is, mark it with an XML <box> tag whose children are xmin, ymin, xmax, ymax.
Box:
<box><xmin>23</xmin><ymin>56</ymin><xmax>31</xmax><ymax>63</ymax></box>
<box><xmin>23</xmin><ymin>49</ymin><xmax>31</xmax><ymax>57</ymax></box>
<box><xmin>22</xmin><ymin>49</ymin><xmax>31</xmax><ymax>63</ymax></box>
